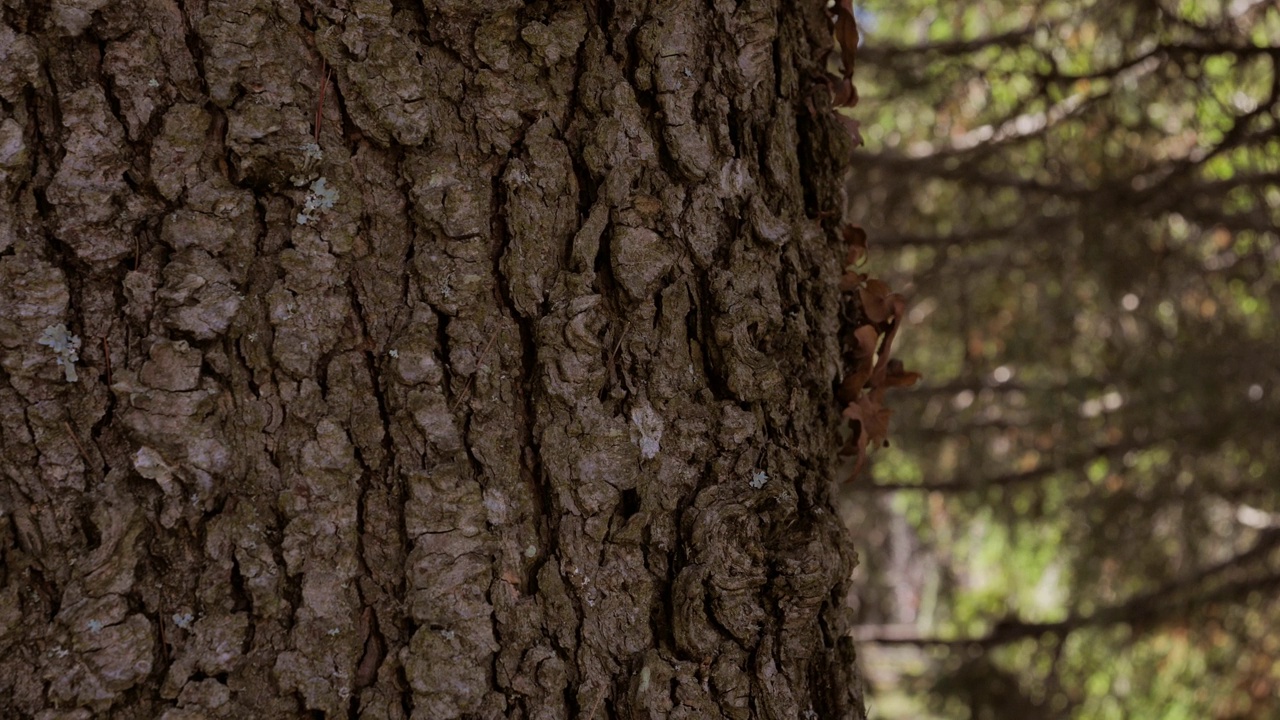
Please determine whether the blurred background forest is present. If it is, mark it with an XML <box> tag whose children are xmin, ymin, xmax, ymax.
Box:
<box><xmin>838</xmin><ymin>0</ymin><xmax>1280</xmax><ymax>718</ymax></box>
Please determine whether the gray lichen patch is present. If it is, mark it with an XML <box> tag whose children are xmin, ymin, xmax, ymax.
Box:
<box><xmin>37</xmin><ymin>324</ymin><xmax>81</xmax><ymax>382</ymax></box>
<box><xmin>290</xmin><ymin>142</ymin><xmax>324</xmax><ymax>186</ymax></box>
<box><xmin>0</xmin><ymin>253</ymin><xmax>73</xmax><ymax>390</ymax></box>
<box><xmin>44</xmin><ymin>608</ymin><xmax>154</xmax><ymax>708</ymax></box>
<box><xmin>161</xmin><ymin>612</ymin><xmax>249</xmax><ymax>699</ymax></box>
<box><xmin>629</xmin><ymin>401</ymin><xmax>665</xmax><ymax>460</ymax></box>
<box><xmin>295</xmin><ymin>177</ymin><xmax>339</xmax><ymax>225</ymax></box>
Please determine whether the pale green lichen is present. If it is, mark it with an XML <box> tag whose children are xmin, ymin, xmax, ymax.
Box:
<box><xmin>37</xmin><ymin>323</ymin><xmax>81</xmax><ymax>382</ymax></box>
<box><xmin>630</xmin><ymin>403</ymin><xmax>664</xmax><ymax>460</ymax></box>
<box><xmin>296</xmin><ymin>177</ymin><xmax>338</xmax><ymax>225</ymax></box>
<box><xmin>301</xmin><ymin>142</ymin><xmax>323</xmax><ymax>163</ymax></box>
<box><xmin>291</xmin><ymin>143</ymin><xmax>325</xmax><ymax>185</ymax></box>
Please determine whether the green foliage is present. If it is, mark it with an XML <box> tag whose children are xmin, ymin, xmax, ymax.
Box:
<box><xmin>844</xmin><ymin>0</ymin><xmax>1280</xmax><ymax>717</ymax></box>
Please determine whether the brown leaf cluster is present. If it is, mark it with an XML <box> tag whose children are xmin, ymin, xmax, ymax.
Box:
<box><xmin>817</xmin><ymin>4</ymin><xmax>918</xmax><ymax>479</ymax></box>
<box><xmin>837</xmin><ymin>226</ymin><xmax>922</xmax><ymax>482</ymax></box>
<box><xmin>825</xmin><ymin>0</ymin><xmax>862</xmax><ymax>142</ymax></box>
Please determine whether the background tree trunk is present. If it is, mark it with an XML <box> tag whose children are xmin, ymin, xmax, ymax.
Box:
<box><xmin>0</xmin><ymin>0</ymin><xmax>864</xmax><ymax>717</ymax></box>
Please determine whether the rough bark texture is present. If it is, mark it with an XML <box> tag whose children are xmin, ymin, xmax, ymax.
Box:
<box><xmin>0</xmin><ymin>0</ymin><xmax>864</xmax><ymax>717</ymax></box>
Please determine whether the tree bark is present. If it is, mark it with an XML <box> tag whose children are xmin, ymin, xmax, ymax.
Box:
<box><xmin>0</xmin><ymin>0</ymin><xmax>864</xmax><ymax>717</ymax></box>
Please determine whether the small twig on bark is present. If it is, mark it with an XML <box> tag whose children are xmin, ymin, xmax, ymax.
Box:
<box><xmin>314</xmin><ymin>59</ymin><xmax>332</xmax><ymax>143</ymax></box>
<box><xmin>450</xmin><ymin>327</ymin><xmax>501</xmax><ymax>413</ymax></box>
<box><xmin>157</xmin><ymin>617</ymin><xmax>169</xmax><ymax>663</ymax></box>
<box><xmin>101</xmin><ymin>337</ymin><xmax>111</xmax><ymax>386</ymax></box>
<box><xmin>64</xmin><ymin>421</ymin><xmax>92</xmax><ymax>467</ymax></box>
<box><xmin>585</xmin><ymin>686</ymin><xmax>605</xmax><ymax>719</ymax></box>
<box><xmin>609</xmin><ymin>321</ymin><xmax>630</xmax><ymax>367</ymax></box>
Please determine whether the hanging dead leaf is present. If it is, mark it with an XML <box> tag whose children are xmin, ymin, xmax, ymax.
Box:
<box><xmin>843</xmin><ymin>224</ymin><xmax>868</xmax><ymax>267</ymax></box>
<box><xmin>888</xmin><ymin>293</ymin><xmax>907</xmax><ymax>321</ymax></box>
<box><xmin>837</xmin><ymin>114</ymin><xmax>864</xmax><ymax>147</ymax></box>
<box><xmin>839</xmin><ymin>323</ymin><xmax>880</xmax><ymax>403</ymax></box>
<box><xmin>840</xmin><ymin>271</ymin><xmax>866</xmax><ymax>292</ymax></box>
<box><xmin>864</xmin><ymin>277</ymin><xmax>891</xmax><ymax>295</ymax></box>
<box><xmin>838</xmin><ymin>372</ymin><xmax>863</xmax><ymax>404</ymax></box>
<box><xmin>833</xmin><ymin>5</ymin><xmax>859</xmax><ymax>79</ymax></box>
<box><xmin>864</xmin><ymin>400</ymin><xmax>893</xmax><ymax>448</ymax></box>
<box><xmin>882</xmin><ymin>358</ymin><xmax>923</xmax><ymax>388</ymax></box>
<box><xmin>830</xmin><ymin>76</ymin><xmax>859</xmax><ymax>107</ymax></box>
<box><xmin>872</xmin><ymin>312</ymin><xmax>901</xmax><ymax>379</ymax></box>
<box><xmin>859</xmin><ymin>279</ymin><xmax>893</xmax><ymax>323</ymax></box>
<box><xmin>842</xmin><ymin>398</ymin><xmax>866</xmax><ymax>425</ymax></box>
<box><xmin>842</xmin><ymin>399</ymin><xmax>869</xmax><ymax>475</ymax></box>
<box><xmin>843</xmin><ymin>394</ymin><xmax>893</xmax><ymax>480</ymax></box>
<box><xmin>853</xmin><ymin>323</ymin><xmax>878</xmax><ymax>357</ymax></box>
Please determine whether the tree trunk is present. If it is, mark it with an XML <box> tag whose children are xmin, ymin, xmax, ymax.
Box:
<box><xmin>0</xmin><ymin>0</ymin><xmax>864</xmax><ymax>717</ymax></box>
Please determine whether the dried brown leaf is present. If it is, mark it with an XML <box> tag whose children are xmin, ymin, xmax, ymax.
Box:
<box><xmin>838</xmin><ymin>372</ymin><xmax>864</xmax><ymax>404</ymax></box>
<box><xmin>837</xmin><ymin>114</ymin><xmax>864</xmax><ymax>147</ymax></box>
<box><xmin>864</xmin><ymin>278</ymin><xmax>891</xmax><ymax>298</ymax></box>
<box><xmin>843</xmin><ymin>224</ymin><xmax>868</xmax><ymax>267</ymax></box>
<box><xmin>883</xmin><ymin>366</ymin><xmax>923</xmax><ymax>388</ymax></box>
<box><xmin>834</xmin><ymin>6</ymin><xmax>859</xmax><ymax>79</ymax></box>
<box><xmin>859</xmin><ymin>279</ymin><xmax>893</xmax><ymax>323</ymax></box>
<box><xmin>842</xmin><ymin>395</ymin><xmax>893</xmax><ymax>482</ymax></box>
<box><xmin>853</xmin><ymin>323</ymin><xmax>879</xmax><ymax>359</ymax></box>
<box><xmin>865</xmin><ymin>402</ymin><xmax>892</xmax><ymax>448</ymax></box>
<box><xmin>887</xmin><ymin>293</ymin><xmax>907</xmax><ymax>322</ymax></box>
<box><xmin>872</xmin><ymin>319</ymin><xmax>899</xmax><ymax>381</ymax></box>
<box><xmin>840</xmin><ymin>271</ymin><xmax>866</xmax><ymax>292</ymax></box>
<box><xmin>831</xmin><ymin>77</ymin><xmax>859</xmax><ymax>107</ymax></box>
<box><xmin>839</xmin><ymin>324</ymin><xmax>881</xmax><ymax>403</ymax></box>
